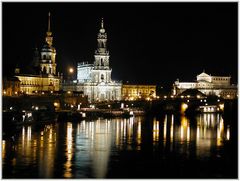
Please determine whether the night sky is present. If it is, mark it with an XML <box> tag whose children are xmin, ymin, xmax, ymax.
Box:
<box><xmin>3</xmin><ymin>2</ymin><xmax>238</xmax><ymax>88</ymax></box>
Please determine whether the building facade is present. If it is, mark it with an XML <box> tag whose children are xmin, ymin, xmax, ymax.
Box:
<box><xmin>3</xmin><ymin>77</ymin><xmax>21</xmax><ymax>96</ymax></box>
<box><xmin>122</xmin><ymin>84</ymin><xmax>156</xmax><ymax>100</ymax></box>
<box><xmin>64</xmin><ymin>18</ymin><xmax>122</xmax><ymax>102</ymax></box>
<box><xmin>173</xmin><ymin>71</ymin><xmax>238</xmax><ymax>99</ymax></box>
<box><xmin>15</xmin><ymin>13</ymin><xmax>61</xmax><ymax>94</ymax></box>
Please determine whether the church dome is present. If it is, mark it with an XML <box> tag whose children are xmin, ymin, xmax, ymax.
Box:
<box><xmin>100</xmin><ymin>28</ymin><xmax>105</xmax><ymax>33</ymax></box>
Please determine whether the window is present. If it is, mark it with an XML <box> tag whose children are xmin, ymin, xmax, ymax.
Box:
<box><xmin>101</xmin><ymin>74</ymin><xmax>104</xmax><ymax>81</ymax></box>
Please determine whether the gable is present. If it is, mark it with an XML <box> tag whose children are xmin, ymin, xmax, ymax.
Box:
<box><xmin>197</xmin><ymin>72</ymin><xmax>210</xmax><ymax>77</ymax></box>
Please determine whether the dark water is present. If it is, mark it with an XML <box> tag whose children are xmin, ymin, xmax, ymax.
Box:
<box><xmin>2</xmin><ymin>113</ymin><xmax>237</xmax><ymax>178</ymax></box>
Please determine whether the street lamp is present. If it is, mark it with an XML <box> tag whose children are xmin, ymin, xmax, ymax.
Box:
<box><xmin>108</xmin><ymin>104</ymin><xmax>111</xmax><ymax>114</ymax></box>
<box><xmin>69</xmin><ymin>68</ymin><xmax>74</xmax><ymax>74</ymax></box>
<box><xmin>68</xmin><ymin>67</ymin><xmax>74</xmax><ymax>82</ymax></box>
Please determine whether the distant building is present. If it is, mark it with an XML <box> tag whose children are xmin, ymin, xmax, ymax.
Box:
<box><xmin>122</xmin><ymin>84</ymin><xmax>156</xmax><ymax>100</ymax></box>
<box><xmin>15</xmin><ymin>13</ymin><xmax>61</xmax><ymax>94</ymax></box>
<box><xmin>63</xmin><ymin>18</ymin><xmax>122</xmax><ymax>102</ymax></box>
<box><xmin>173</xmin><ymin>71</ymin><xmax>238</xmax><ymax>99</ymax></box>
<box><xmin>3</xmin><ymin>77</ymin><xmax>20</xmax><ymax>96</ymax></box>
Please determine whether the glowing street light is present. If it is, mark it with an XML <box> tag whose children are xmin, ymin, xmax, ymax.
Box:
<box><xmin>68</xmin><ymin>67</ymin><xmax>74</xmax><ymax>82</ymax></box>
<box><xmin>69</xmin><ymin>68</ymin><xmax>74</xmax><ymax>74</ymax></box>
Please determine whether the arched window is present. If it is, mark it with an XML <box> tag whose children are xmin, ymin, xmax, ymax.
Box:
<box><xmin>101</xmin><ymin>58</ymin><xmax>104</xmax><ymax>66</ymax></box>
<box><xmin>43</xmin><ymin>55</ymin><xmax>46</xmax><ymax>59</ymax></box>
<box><xmin>101</xmin><ymin>74</ymin><xmax>104</xmax><ymax>81</ymax></box>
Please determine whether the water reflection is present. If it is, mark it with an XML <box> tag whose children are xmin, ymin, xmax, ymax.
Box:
<box><xmin>150</xmin><ymin>113</ymin><xmax>230</xmax><ymax>159</ymax></box>
<box><xmin>39</xmin><ymin>124</ymin><xmax>56</xmax><ymax>178</ymax></box>
<box><xmin>2</xmin><ymin>113</ymin><xmax>231</xmax><ymax>178</ymax></box>
<box><xmin>64</xmin><ymin>122</ymin><xmax>73</xmax><ymax>178</ymax></box>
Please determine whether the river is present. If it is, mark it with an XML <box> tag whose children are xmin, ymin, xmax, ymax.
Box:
<box><xmin>2</xmin><ymin>113</ymin><xmax>237</xmax><ymax>178</ymax></box>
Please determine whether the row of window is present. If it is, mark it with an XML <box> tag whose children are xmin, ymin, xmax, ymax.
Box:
<box><xmin>123</xmin><ymin>89</ymin><xmax>154</xmax><ymax>94</ymax></box>
<box><xmin>20</xmin><ymin>80</ymin><xmax>57</xmax><ymax>85</ymax></box>
<box><xmin>213</xmin><ymin>78</ymin><xmax>229</xmax><ymax>81</ymax></box>
<box><xmin>21</xmin><ymin>80</ymin><xmax>41</xmax><ymax>85</ymax></box>
<box><xmin>3</xmin><ymin>82</ymin><xmax>20</xmax><ymax>87</ymax></box>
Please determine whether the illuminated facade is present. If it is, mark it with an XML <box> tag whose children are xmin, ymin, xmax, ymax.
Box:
<box><xmin>2</xmin><ymin>77</ymin><xmax>20</xmax><ymax>96</ymax></box>
<box><xmin>173</xmin><ymin>71</ymin><xmax>237</xmax><ymax>99</ymax></box>
<box><xmin>15</xmin><ymin>13</ymin><xmax>61</xmax><ymax>94</ymax></box>
<box><xmin>73</xmin><ymin>18</ymin><xmax>122</xmax><ymax>102</ymax></box>
<box><xmin>122</xmin><ymin>84</ymin><xmax>156</xmax><ymax>100</ymax></box>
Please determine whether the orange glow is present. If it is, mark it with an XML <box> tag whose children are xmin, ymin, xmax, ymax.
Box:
<box><xmin>181</xmin><ymin>103</ymin><xmax>188</xmax><ymax>114</ymax></box>
<box><xmin>69</xmin><ymin>68</ymin><xmax>74</xmax><ymax>73</ymax></box>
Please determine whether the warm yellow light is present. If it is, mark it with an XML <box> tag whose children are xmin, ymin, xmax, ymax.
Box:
<box><xmin>54</xmin><ymin>102</ymin><xmax>58</xmax><ymax>107</ymax></box>
<box><xmin>187</xmin><ymin>95</ymin><xmax>190</xmax><ymax>98</ymax></box>
<box><xmin>181</xmin><ymin>95</ymin><xmax>184</xmax><ymax>98</ymax></box>
<box><xmin>227</xmin><ymin>95</ymin><xmax>230</xmax><ymax>98</ymax></box>
<box><xmin>67</xmin><ymin>91</ymin><xmax>71</xmax><ymax>94</ymax></box>
<box><xmin>226</xmin><ymin>126</ymin><xmax>230</xmax><ymax>140</ymax></box>
<box><xmin>181</xmin><ymin>103</ymin><xmax>188</xmax><ymax>113</ymax></box>
<box><xmin>164</xmin><ymin>95</ymin><xmax>167</xmax><ymax>99</ymax></box>
<box><xmin>15</xmin><ymin>91</ymin><xmax>18</xmax><ymax>95</ymax></box>
<box><xmin>69</xmin><ymin>68</ymin><xmax>74</xmax><ymax>73</ymax></box>
<box><xmin>3</xmin><ymin>90</ymin><xmax>6</xmax><ymax>94</ymax></box>
<box><xmin>197</xmin><ymin>95</ymin><xmax>200</xmax><ymax>99</ymax></box>
<box><xmin>182</xmin><ymin>103</ymin><xmax>188</xmax><ymax>110</ymax></box>
<box><xmin>219</xmin><ymin>103</ymin><xmax>224</xmax><ymax>111</ymax></box>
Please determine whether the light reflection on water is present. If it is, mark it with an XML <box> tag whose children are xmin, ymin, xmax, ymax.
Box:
<box><xmin>2</xmin><ymin>113</ymin><xmax>232</xmax><ymax>178</ymax></box>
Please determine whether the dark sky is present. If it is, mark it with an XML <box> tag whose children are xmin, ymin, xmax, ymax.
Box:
<box><xmin>3</xmin><ymin>2</ymin><xmax>238</xmax><ymax>87</ymax></box>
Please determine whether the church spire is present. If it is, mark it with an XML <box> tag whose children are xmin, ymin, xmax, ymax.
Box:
<box><xmin>94</xmin><ymin>18</ymin><xmax>110</xmax><ymax>69</ymax></box>
<box><xmin>99</xmin><ymin>17</ymin><xmax>106</xmax><ymax>34</ymax></box>
<box><xmin>48</xmin><ymin>12</ymin><xmax>51</xmax><ymax>33</ymax></box>
<box><xmin>46</xmin><ymin>12</ymin><xmax>53</xmax><ymax>46</ymax></box>
<box><xmin>101</xmin><ymin>17</ymin><xmax>104</xmax><ymax>29</ymax></box>
<box><xmin>97</xmin><ymin>17</ymin><xmax>107</xmax><ymax>52</ymax></box>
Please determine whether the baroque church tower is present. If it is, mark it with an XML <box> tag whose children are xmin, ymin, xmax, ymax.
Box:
<box><xmin>40</xmin><ymin>12</ymin><xmax>57</xmax><ymax>76</ymax></box>
<box><xmin>15</xmin><ymin>12</ymin><xmax>60</xmax><ymax>94</ymax></box>
<box><xmin>92</xmin><ymin>18</ymin><xmax>112</xmax><ymax>83</ymax></box>
<box><xmin>74</xmin><ymin>18</ymin><xmax>122</xmax><ymax>102</ymax></box>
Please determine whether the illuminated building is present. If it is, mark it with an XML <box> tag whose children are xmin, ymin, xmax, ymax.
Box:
<box><xmin>122</xmin><ymin>84</ymin><xmax>156</xmax><ymax>100</ymax></box>
<box><xmin>65</xmin><ymin>18</ymin><xmax>122</xmax><ymax>102</ymax></box>
<box><xmin>15</xmin><ymin>13</ymin><xmax>61</xmax><ymax>94</ymax></box>
<box><xmin>173</xmin><ymin>71</ymin><xmax>237</xmax><ymax>99</ymax></box>
<box><xmin>2</xmin><ymin>76</ymin><xmax>20</xmax><ymax>96</ymax></box>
